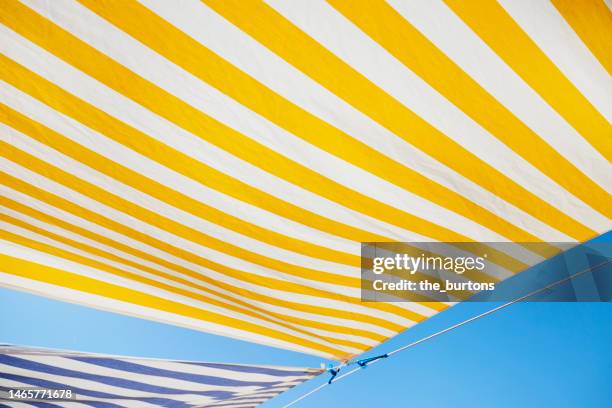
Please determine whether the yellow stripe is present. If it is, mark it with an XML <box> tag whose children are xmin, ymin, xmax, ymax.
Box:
<box><xmin>0</xmin><ymin>221</ymin><xmax>370</xmax><ymax>352</ymax></box>
<box><xmin>0</xmin><ymin>141</ymin><xmax>358</xmax><ymax>288</ymax></box>
<box><xmin>1</xmin><ymin>103</ymin><xmax>358</xmax><ymax>268</ymax></box>
<box><xmin>0</xmin><ymin>252</ymin><xmax>351</xmax><ymax>359</ymax></box>
<box><xmin>0</xmin><ymin>212</ymin><xmax>378</xmax><ymax>347</ymax></box>
<box><xmin>0</xmin><ymin>196</ymin><xmax>390</xmax><ymax>341</ymax></box>
<box><xmin>329</xmin><ymin>0</ymin><xmax>612</xmax><ymax>222</ymax></box>
<box><xmin>0</xmin><ymin>171</ymin><xmax>426</xmax><ymax>326</ymax></box>
<box><xmin>445</xmin><ymin>0</ymin><xmax>612</xmax><ymax>168</ymax></box>
<box><xmin>79</xmin><ymin>0</ymin><xmax>565</xmax><ymax>248</ymax></box>
<box><xmin>199</xmin><ymin>0</ymin><xmax>596</xmax><ymax>241</ymax></box>
<box><xmin>552</xmin><ymin>0</ymin><xmax>612</xmax><ymax>76</ymax></box>
<box><xmin>0</xmin><ymin>46</ymin><xmax>532</xmax><ymax>272</ymax></box>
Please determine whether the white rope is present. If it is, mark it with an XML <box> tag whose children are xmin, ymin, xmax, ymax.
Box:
<box><xmin>281</xmin><ymin>259</ymin><xmax>610</xmax><ymax>408</ymax></box>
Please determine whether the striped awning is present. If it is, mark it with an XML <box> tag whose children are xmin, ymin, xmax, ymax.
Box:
<box><xmin>1</xmin><ymin>0</ymin><xmax>610</xmax><ymax>360</ymax></box>
<box><xmin>0</xmin><ymin>345</ymin><xmax>322</xmax><ymax>407</ymax></box>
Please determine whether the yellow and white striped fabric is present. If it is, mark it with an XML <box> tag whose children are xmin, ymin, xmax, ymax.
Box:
<box><xmin>1</xmin><ymin>0</ymin><xmax>610</xmax><ymax>360</ymax></box>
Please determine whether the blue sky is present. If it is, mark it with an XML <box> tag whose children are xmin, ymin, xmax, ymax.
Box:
<box><xmin>1</xmin><ymin>232</ymin><xmax>610</xmax><ymax>407</ymax></box>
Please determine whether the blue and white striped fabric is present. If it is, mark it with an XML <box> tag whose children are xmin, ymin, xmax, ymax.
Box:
<box><xmin>0</xmin><ymin>345</ymin><xmax>323</xmax><ymax>407</ymax></box>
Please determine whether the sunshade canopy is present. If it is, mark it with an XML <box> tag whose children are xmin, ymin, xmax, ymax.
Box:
<box><xmin>1</xmin><ymin>0</ymin><xmax>610</xmax><ymax>361</ymax></box>
<box><xmin>0</xmin><ymin>344</ymin><xmax>322</xmax><ymax>407</ymax></box>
